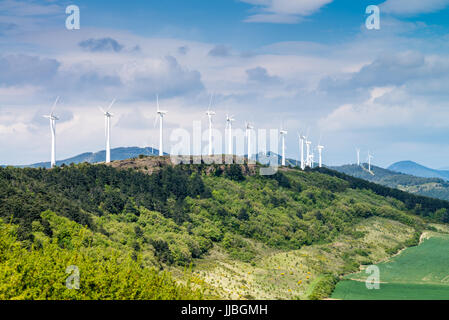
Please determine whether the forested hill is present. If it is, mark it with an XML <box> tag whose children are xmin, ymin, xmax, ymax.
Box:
<box><xmin>1</xmin><ymin>157</ymin><xmax>448</xmax><ymax>299</ymax></box>
<box><xmin>332</xmin><ymin>164</ymin><xmax>449</xmax><ymax>201</ymax></box>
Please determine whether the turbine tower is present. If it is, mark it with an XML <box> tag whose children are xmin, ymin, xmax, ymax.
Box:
<box><xmin>310</xmin><ymin>152</ymin><xmax>315</xmax><ymax>168</ymax></box>
<box><xmin>356</xmin><ymin>148</ymin><xmax>361</xmax><ymax>166</ymax></box>
<box><xmin>280</xmin><ymin>128</ymin><xmax>287</xmax><ymax>166</ymax></box>
<box><xmin>43</xmin><ymin>97</ymin><xmax>60</xmax><ymax>168</ymax></box>
<box><xmin>206</xmin><ymin>95</ymin><xmax>216</xmax><ymax>156</ymax></box>
<box><xmin>156</xmin><ymin>95</ymin><xmax>168</xmax><ymax>156</ymax></box>
<box><xmin>368</xmin><ymin>151</ymin><xmax>374</xmax><ymax>172</ymax></box>
<box><xmin>298</xmin><ymin>133</ymin><xmax>306</xmax><ymax>170</ymax></box>
<box><xmin>226</xmin><ymin>114</ymin><xmax>235</xmax><ymax>155</ymax></box>
<box><xmin>305</xmin><ymin>139</ymin><xmax>312</xmax><ymax>168</ymax></box>
<box><xmin>245</xmin><ymin>122</ymin><xmax>254</xmax><ymax>161</ymax></box>
<box><xmin>317</xmin><ymin>145</ymin><xmax>324</xmax><ymax>168</ymax></box>
<box><xmin>99</xmin><ymin>99</ymin><xmax>115</xmax><ymax>164</ymax></box>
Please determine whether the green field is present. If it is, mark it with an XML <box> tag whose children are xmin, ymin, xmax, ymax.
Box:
<box><xmin>331</xmin><ymin>234</ymin><xmax>449</xmax><ymax>300</ymax></box>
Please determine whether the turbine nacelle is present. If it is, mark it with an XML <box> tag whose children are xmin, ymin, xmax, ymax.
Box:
<box><xmin>99</xmin><ymin>99</ymin><xmax>116</xmax><ymax>117</ymax></box>
<box><xmin>226</xmin><ymin>115</ymin><xmax>235</xmax><ymax>123</ymax></box>
<box><xmin>43</xmin><ymin>114</ymin><xmax>59</xmax><ymax>121</ymax></box>
<box><xmin>103</xmin><ymin>111</ymin><xmax>114</xmax><ymax>118</ymax></box>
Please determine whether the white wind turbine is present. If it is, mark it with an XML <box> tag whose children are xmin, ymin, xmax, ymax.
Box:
<box><xmin>317</xmin><ymin>134</ymin><xmax>324</xmax><ymax>168</ymax></box>
<box><xmin>317</xmin><ymin>145</ymin><xmax>324</xmax><ymax>168</ymax></box>
<box><xmin>43</xmin><ymin>97</ymin><xmax>60</xmax><ymax>168</ymax></box>
<box><xmin>99</xmin><ymin>99</ymin><xmax>116</xmax><ymax>164</ymax></box>
<box><xmin>368</xmin><ymin>151</ymin><xmax>374</xmax><ymax>172</ymax></box>
<box><xmin>298</xmin><ymin>132</ymin><xmax>306</xmax><ymax>170</ymax></box>
<box><xmin>280</xmin><ymin>127</ymin><xmax>287</xmax><ymax>166</ymax></box>
<box><xmin>155</xmin><ymin>94</ymin><xmax>168</xmax><ymax>156</ymax></box>
<box><xmin>245</xmin><ymin>121</ymin><xmax>254</xmax><ymax>161</ymax></box>
<box><xmin>356</xmin><ymin>148</ymin><xmax>361</xmax><ymax>166</ymax></box>
<box><xmin>206</xmin><ymin>94</ymin><xmax>216</xmax><ymax>156</ymax></box>
<box><xmin>305</xmin><ymin>139</ymin><xmax>312</xmax><ymax>168</ymax></box>
<box><xmin>310</xmin><ymin>152</ymin><xmax>315</xmax><ymax>168</ymax></box>
<box><xmin>226</xmin><ymin>114</ymin><xmax>235</xmax><ymax>155</ymax></box>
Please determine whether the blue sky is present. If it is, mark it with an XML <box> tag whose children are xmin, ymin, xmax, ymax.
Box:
<box><xmin>1</xmin><ymin>0</ymin><xmax>449</xmax><ymax>168</ymax></box>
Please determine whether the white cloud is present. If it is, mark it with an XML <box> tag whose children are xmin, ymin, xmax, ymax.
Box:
<box><xmin>380</xmin><ymin>0</ymin><xmax>449</xmax><ymax>15</ymax></box>
<box><xmin>240</xmin><ymin>0</ymin><xmax>333</xmax><ymax>23</ymax></box>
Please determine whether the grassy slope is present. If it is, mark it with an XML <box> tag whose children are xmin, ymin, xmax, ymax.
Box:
<box><xmin>192</xmin><ymin>217</ymin><xmax>416</xmax><ymax>300</ymax></box>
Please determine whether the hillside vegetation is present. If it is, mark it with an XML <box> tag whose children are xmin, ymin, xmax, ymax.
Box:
<box><xmin>1</xmin><ymin>157</ymin><xmax>448</xmax><ymax>299</ymax></box>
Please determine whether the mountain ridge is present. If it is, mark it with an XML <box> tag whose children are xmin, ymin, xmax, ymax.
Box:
<box><xmin>18</xmin><ymin>146</ymin><xmax>164</xmax><ymax>169</ymax></box>
<box><xmin>388</xmin><ymin>160</ymin><xmax>449</xmax><ymax>181</ymax></box>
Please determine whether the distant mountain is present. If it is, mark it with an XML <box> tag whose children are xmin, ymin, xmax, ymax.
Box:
<box><xmin>20</xmin><ymin>147</ymin><xmax>164</xmax><ymax>169</ymax></box>
<box><xmin>332</xmin><ymin>163</ymin><xmax>449</xmax><ymax>201</ymax></box>
<box><xmin>388</xmin><ymin>161</ymin><xmax>449</xmax><ymax>181</ymax></box>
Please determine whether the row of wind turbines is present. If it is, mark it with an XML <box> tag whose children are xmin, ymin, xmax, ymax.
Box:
<box><xmin>43</xmin><ymin>96</ymin><xmax>325</xmax><ymax>169</ymax></box>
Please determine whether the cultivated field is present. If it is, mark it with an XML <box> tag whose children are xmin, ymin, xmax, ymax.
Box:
<box><xmin>331</xmin><ymin>233</ymin><xmax>449</xmax><ymax>300</ymax></box>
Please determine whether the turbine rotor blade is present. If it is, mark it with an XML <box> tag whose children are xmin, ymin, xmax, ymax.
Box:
<box><xmin>107</xmin><ymin>98</ymin><xmax>116</xmax><ymax>111</ymax></box>
<box><xmin>51</xmin><ymin>96</ymin><xmax>60</xmax><ymax>113</ymax></box>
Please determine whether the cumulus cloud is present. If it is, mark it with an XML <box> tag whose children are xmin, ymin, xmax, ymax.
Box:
<box><xmin>208</xmin><ymin>45</ymin><xmax>231</xmax><ymax>57</ymax></box>
<box><xmin>320</xmin><ymin>51</ymin><xmax>449</xmax><ymax>93</ymax></box>
<box><xmin>240</xmin><ymin>0</ymin><xmax>333</xmax><ymax>23</ymax></box>
<box><xmin>116</xmin><ymin>108</ymin><xmax>152</xmax><ymax>130</ymax></box>
<box><xmin>119</xmin><ymin>56</ymin><xmax>204</xmax><ymax>98</ymax></box>
<box><xmin>79</xmin><ymin>38</ymin><xmax>125</xmax><ymax>53</ymax></box>
<box><xmin>319</xmin><ymin>87</ymin><xmax>416</xmax><ymax>132</ymax></box>
<box><xmin>246</xmin><ymin>66</ymin><xmax>281</xmax><ymax>84</ymax></box>
<box><xmin>380</xmin><ymin>0</ymin><xmax>449</xmax><ymax>15</ymax></box>
<box><xmin>0</xmin><ymin>54</ymin><xmax>60</xmax><ymax>86</ymax></box>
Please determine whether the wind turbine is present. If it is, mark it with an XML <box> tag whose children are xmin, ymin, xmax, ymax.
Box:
<box><xmin>43</xmin><ymin>97</ymin><xmax>60</xmax><ymax>168</ymax></box>
<box><xmin>305</xmin><ymin>139</ymin><xmax>312</xmax><ymax>168</ymax></box>
<box><xmin>280</xmin><ymin>128</ymin><xmax>287</xmax><ymax>166</ymax></box>
<box><xmin>317</xmin><ymin>145</ymin><xmax>324</xmax><ymax>168</ymax></box>
<box><xmin>245</xmin><ymin>121</ymin><xmax>254</xmax><ymax>161</ymax></box>
<box><xmin>310</xmin><ymin>152</ymin><xmax>315</xmax><ymax>168</ymax></box>
<box><xmin>155</xmin><ymin>94</ymin><xmax>168</xmax><ymax>156</ymax></box>
<box><xmin>99</xmin><ymin>99</ymin><xmax>115</xmax><ymax>164</ymax></box>
<box><xmin>317</xmin><ymin>134</ymin><xmax>324</xmax><ymax>168</ymax></box>
<box><xmin>206</xmin><ymin>94</ymin><xmax>216</xmax><ymax>156</ymax></box>
<box><xmin>298</xmin><ymin>132</ymin><xmax>306</xmax><ymax>170</ymax></box>
<box><xmin>356</xmin><ymin>148</ymin><xmax>361</xmax><ymax>166</ymax></box>
<box><xmin>226</xmin><ymin>114</ymin><xmax>235</xmax><ymax>155</ymax></box>
<box><xmin>368</xmin><ymin>151</ymin><xmax>374</xmax><ymax>172</ymax></box>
